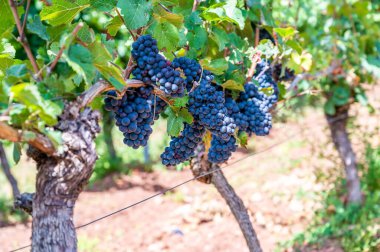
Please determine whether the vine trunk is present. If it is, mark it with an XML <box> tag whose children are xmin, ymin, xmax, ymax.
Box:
<box><xmin>326</xmin><ymin>107</ymin><xmax>363</xmax><ymax>204</ymax></box>
<box><xmin>28</xmin><ymin>105</ymin><xmax>100</xmax><ymax>251</ymax></box>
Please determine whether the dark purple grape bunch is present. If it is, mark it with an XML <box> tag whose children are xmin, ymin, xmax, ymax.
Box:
<box><xmin>131</xmin><ymin>35</ymin><xmax>185</xmax><ymax>97</ymax></box>
<box><xmin>104</xmin><ymin>86</ymin><xmax>168</xmax><ymax>149</ymax></box>
<box><xmin>237</xmin><ymin>83</ymin><xmax>274</xmax><ymax>136</ymax></box>
<box><xmin>255</xmin><ymin>61</ymin><xmax>279</xmax><ymax>106</ymax></box>
<box><xmin>188</xmin><ymin>74</ymin><xmax>236</xmax><ymax>141</ymax></box>
<box><xmin>208</xmin><ymin>135</ymin><xmax>237</xmax><ymax>164</ymax></box>
<box><xmin>160</xmin><ymin>122</ymin><xmax>205</xmax><ymax>166</ymax></box>
<box><xmin>172</xmin><ymin>57</ymin><xmax>202</xmax><ymax>91</ymax></box>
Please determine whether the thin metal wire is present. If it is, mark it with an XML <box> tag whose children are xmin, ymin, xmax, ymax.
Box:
<box><xmin>8</xmin><ymin>126</ymin><xmax>302</xmax><ymax>252</ymax></box>
<box><xmin>8</xmin><ymin>112</ymin><xmax>348</xmax><ymax>252</ymax></box>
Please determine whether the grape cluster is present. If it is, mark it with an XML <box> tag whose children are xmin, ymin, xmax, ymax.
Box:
<box><xmin>104</xmin><ymin>35</ymin><xmax>280</xmax><ymax>166</ymax></box>
<box><xmin>104</xmin><ymin>86</ymin><xmax>166</xmax><ymax>149</ymax></box>
<box><xmin>105</xmin><ymin>88</ymin><xmax>153</xmax><ymax>149</ymax></box>
<box><xmin>273</xmin><ymin>63</ymin><xmax>295</xmax><ymax>82</ymax></box>
<box><xmin>208</xmin><ymin>136</ymin><xmax>237</xmax><ymax>164</ymax></box>
<box><xmin>255</xmin><ymin>61</ymin><xmax>279</xmax><ymax>107</ymax></box>
<box><xmin>161</xmin><ymin>122</ymin><xmax>205</xmax><ymax>166</ymax></box>
<box><xmin>131</xmin><ymin>35</ymin><xmax>185</xmax><ymax>97</ymax></box>
<box><xmin>172</xmin><ymin>57</ymin><xmax>202</xmax><ymax>91</ymax></box>
<box><xmin>226</xmin><ymin>61</ymin><xmax>278</xmax><ymax>136</ymax></box>
<box><xmin>237</xmin><ymin>84</ymin><xmax>274</xmax><ymax>136</ymax></box>
<box><xmin>188</xmin><ymin>75</ymin><xmax>236</xmax><ymax>140</ymax></box>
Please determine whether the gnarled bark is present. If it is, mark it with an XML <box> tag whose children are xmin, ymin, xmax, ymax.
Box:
<box><xmin>27</xmin><ymin>104</ymin><xmax>100</xmax><ymax>251</ymax></box>
<box><xmin>326</xmin><ymin>106</ymin><xmax>363</xmax><ymax>204</ymax></box>
<box><xmin>191</xmin><ymin>145</ymin><xmax>262</xmax><ymax>252</ymax></box>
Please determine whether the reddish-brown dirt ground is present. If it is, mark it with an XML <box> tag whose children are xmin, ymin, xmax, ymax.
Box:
<box><xmin>0</xmin><ymin>117</ymin><xmax>343</xmax><ymax>252</ymax></box>
<box><xmin>2</xmin><ymin>87</ymin><xmax>379</xmax><ymax>252</ymax></box>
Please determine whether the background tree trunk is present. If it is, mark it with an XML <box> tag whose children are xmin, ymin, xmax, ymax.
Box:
<box><xmin>191</xmin><ymin>145</ymin><xmax>262</xmax><ymax>252</ymax></box>
<box><xmin>0</xmin><ymin>142</ymin><xmax>20</xmax><ymax>199</ymax></box>
<box><xmin>143</xmin><ymin>145</ymin><xmax>150</xmax><ymax>164</ymax></box>
<box><xmin>326</xmin><ymin>106</ymin><xmax>363</xmax><ymax>204</ymax></box>
<box><xmin>28</xmin><ymin>106</ymin><xmax>100</xmax><ymax>251</ymax></box>
<box><xmin>102</xmin><ymin>108</ymin><xmax>117</xmax><ymax>160</ymax></box>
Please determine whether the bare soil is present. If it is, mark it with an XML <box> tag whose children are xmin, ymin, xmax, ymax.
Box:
<box><xmin>2</xmin><ymin>93</ymin><xmax>379</xmax><ymax>252</ymax></box>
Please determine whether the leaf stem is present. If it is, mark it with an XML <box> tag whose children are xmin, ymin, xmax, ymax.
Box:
<box><xmin>48</xmin><ymin>23</ymin><xmax>84</xmax><ymax>75</ymax></box>
<box><xmin>8</xmin><ymin>0</ymin><xmax>40</xmax><ymax>78</ymax></box>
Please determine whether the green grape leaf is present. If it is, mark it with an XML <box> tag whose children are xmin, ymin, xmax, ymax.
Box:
<box><xmin>0</xmin><ymin>41</ymin><xmax>16</xmax><ymax>58</ymax></box>
<box><xmin>9</xmin><ymin>104</ymin><xmax>29</xmax><ymax>127</ymax></box>
<box><xmin>178</xmin><ymin>108</ymin><xmax>193</xmax><ymax>124</ymax></box>
<box><xmin>152</xmin><ymin>22</ymin><xmax>179</xmax><ymax>54</ymax></box>
<box><xmin>166</xmin><ymin>107</ymin><xmax>193</xmax><ymax>137</ymax></box>
<box><xmin>0</xmin><ymin>0</ymin><xmax>17</xmax><ymax>36</ymax></box>
<box><xmin>90</xmin><ymin>0</ymin><xmax>117</xmax><ymax>11</ymax></box>
<box><xmin>324</xmin><ymin>99</ymin><xmax>336</xmax><ymax>115</ymax></box>
<box><xmin>187</xmin><ymin>26</ymin><xmax>207</xmax><ymax>50</ymax></box>
<box><xmin>261</xmin><ymin>6</ymin><xmax>275</xmax><ymax>27</ymax></box>
<box><xmin>27</xmin><ymin>15</ymin><xmax>50</xmax><ymax>41</ymax></box>
<box><xmin>354</xmin><ymin>87</ymin><xmax>368</xmax><ymax>106</ymax></box>
<box><xmin>41</xmin><ymin>0</ymin><xmax>90</xmax><ymax>26</ymax></box>
<box><xmin>0</xmin><ymin>54</ymin><xmax>14</xmax><ymax>72</ymax></box>
<box><xmin>64</xmin><ymin>44</ymin><xmax>95</xmax><ymax>85</ymax></box>
<box><xmin>108</xmin><ymin>77</ymin><xmax>124</xmax><ymax>91</ymax></box>
<box><xmin>10</xmin><ymin>83</ymin><xmax>62</xmax><ymax>126</ymax></box>
<box><xmin>211</xmin><ymin>27</ymin><xmax>229</xmax><ymax>51</ymax></box>
<box><xmin>118</xmin><ymin>0</ymin><xmax>152</xmax><ymax>30</ymax></box>
<box><xmin>332</xmin><ymin>85</ymin><xmax>350</xmax><ymax>106</ymax></box>
<box><xmin>173</xmin><ymin>96</ymin><xmax>189</xmax><ymax>108</ymax></box>
<box><xmin>286</xmin><ymin>40</ymin><xmax>302</xmax><ymax>55</ymax></box>
<box><xmin>184</xmin><ymin>11</ymin><xmax>202</xmax><ymax>30</ymax></box>
<box><xmin>77</xmin><ymin>23</ymin><xmax>94</xmax><ymax>44</ymax></box>
<box><xmin>106</xmin><ymin>15</ymin><xmax>124</xmax><ymax>36</ymax></box>
<box><xmin>88</xmin><ymin>41</ymin><xmax>126</xmax><ymax>88</ymax></box>
<box><xmin>13</xmin><ymin>143</ymin><xmax>22</xmax><ymax>164</ymax></box>
<box><xmin>237</xmin><ymin>131</ymin><xmax>248</xmax><ymax>148</ymax></box>
<box><xmin>221</xmin><ymin>80</ymin><xmax>244</xmax><ymax>91</ymax></box>
<box><xmin>200</xmin><ymin>58</ymin><xmax>228</xmax><ymax>75</ymax></box>
<box><xmin>274</xmin><ymin>27</ymin><xmax>297</xmax><ymax>40</ymax></box>
<box><xmin>6</xmin><ymin>64</ymin><xmax>28</xmax><ymax>78</ymax></box>
<box><xmin>224</xmin><ymin>0</ymin><xmax>245</xmax><ymax>30</ymax></box>
<box><xmin>153</xmin><ymin>5</ymin><xmax>184</xmax><ymax>28</ymax></box>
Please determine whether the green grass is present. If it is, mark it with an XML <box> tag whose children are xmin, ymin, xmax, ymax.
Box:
<box><xmin>78</xmin><ymin>234</ymin><xmax>100</xmax><ymax>252</ymax></box>
<box><xmin>281</xmin><ymin>145</ymin><xmax>380</xmax><ymax>252</ymax></box>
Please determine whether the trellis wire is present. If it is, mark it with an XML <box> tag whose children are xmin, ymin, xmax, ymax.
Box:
<box><xmin>8</xmin><ymin>108</ymin><xmax>348</xmax><ymax>252</ymax></box>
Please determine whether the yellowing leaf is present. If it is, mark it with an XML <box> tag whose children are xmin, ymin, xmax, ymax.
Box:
<box><xmin>41</xmin><ymin>0</ymin><xmax>90</xmax><ymax>26</ymax></box>
<box><xmin>153</xmin><ymin>5</ymin><xmax>184</xmax><ymax>28</ymax></box>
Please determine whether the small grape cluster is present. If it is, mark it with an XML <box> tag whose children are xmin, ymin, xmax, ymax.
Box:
<box><xmin>236</xmin><ymin>84</ymin><xmax>274</xmax><ymax>136</ymax></box>
<box><xmin>104</xmin><ymin>87</ymin><xmax>165</xmax><ymax>149</ymax></box>
<box><xmin>188</xmin><ymin>74</ymin><xmax>236</xmax><ymax>140</ymax></box>
<box><xmin>131</xmin><ymin>35</ymin><xmax>185</xmax><ymax>97</ymax></box>
<box><xmin>208</xmin><ymin>136</ymin><xmax>237</xmax><ymax>164</ymax></box>
<box><xmin>255</xmin><ymin>61</ymin><xmax>279</xmax><ymax>106</ymax></box>
<box><xmin>172</xmin><ymin>57</ymin><xmax>202</xmax><ymax>91</ymax></box>
<box><xmin>161</xmin><ymin>122</ymin><xmax>205</xmax><ymax>166</ymax></box>
<box><xmin>226</xmin><ymin>60</ymin><xmax>278</xmax><ymax>136</ymax></box>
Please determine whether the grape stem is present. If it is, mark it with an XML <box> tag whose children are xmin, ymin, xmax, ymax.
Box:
<box><xmin>8</xmin><ymin>0</ymin><xmax>40</xmax><ymax>79</ymax></box>
<box><xmin>246</xmin><ymin>52</ymin><xmax>261</xmax><ymax>82</ymax></box>
<box><xmin>48</xmin><ymin>22</ymin><xmax>84</xmax><ymax>76</ymax></box>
